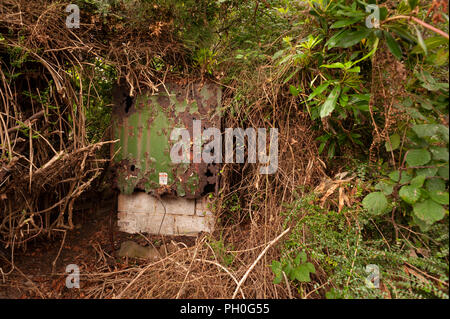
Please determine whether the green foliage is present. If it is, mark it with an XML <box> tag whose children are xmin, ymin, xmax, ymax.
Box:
<box><xmin>363</xmin><ymin>89</ymin><xmax>449</xmax><ymax>231</ymax></box>
<box><xmin>211</xmin><ymin>0</ymin><xmax>448</xmax><ymax>298</ymax></box>
<box><xmin>4</xmin><ymin>0</ymin><xmax>445</xmax><ymax>298</ymax></box>
<box><xmin>208</xmin><ymin>235</ymin><xmax>235</xmax><ymax>267</ymax></box>
<box><xmin>267</xmin><ymin>0</ymin><xmax>450</xmax><ymax>231</ymax></box>
<box><xmin>75</xmin><ymin>0</ymin><xmax>223</xmax><ymax>54</ymax></box>
<box><xmin>279</xmin><ymin>193</ymin><xmax>449</xmax><ymax>299</ymax></box>
<box><xmin>193</xmin><ymin>48</ymin><xmax>218</xmax><ymax>75</ymax></box>
<box><xmin>268</xmin><ymin>0</ymin><xmax>449</xmax><ymax>167</ymax></box>
<box><xmin>362</xmin><ymin>191</ymin><xmax>388</xmax><ymax>215</ymax></box>
<box><xmin>271</xmin><ymin>251</ymin><xmax>316</xmax><ymax>284</ymax></box>
<box><xmin>70</xmin><ymin>57</ymin><xmax>117</xmax><ymax>143</ymax></box>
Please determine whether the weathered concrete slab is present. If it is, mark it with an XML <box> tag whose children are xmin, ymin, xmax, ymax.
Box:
<box><xmin>117</xmin><ymin>192</ymin><xmax>214</xmax><ymax>236</ymax></box>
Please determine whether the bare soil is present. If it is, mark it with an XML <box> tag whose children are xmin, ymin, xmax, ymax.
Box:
<box><xmin>0</xmin><ymin>192</ymin><xmax>195</xmax><ymax>299</ymax></box>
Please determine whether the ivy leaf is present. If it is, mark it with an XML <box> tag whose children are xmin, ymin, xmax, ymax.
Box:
<box><xmin>412</xmin><ymin>124</ymin><xmax>441</xmax><ymax>138</ymax></box>
<box><xmin>430</xmin><ymin>147</ymin><xmax>449</xmax><ymax>162</ymax></box>
<box><xmin>434</xmin><ymin>124</ymin><xmax>447</xmax><ymax>143</ymax></box>
<box><xmin>399</xmin><ymin>185</ymin><xmax>421</xmax><ymax>205</ymax></box>
<box><xmin>375</xmin><ymin>180</ymin><xmax>395</xmax><ymax>195</ymax></box>
<box><xmin>438</xmin><ymin>164</ymin><xmax>449</xmax><ymax>179</ymax></box>
<box><xmin>272</xmin><ymin>49</ymin><xmax>287</xmax><ymax>60</ymax></box>
<box><xmin>362</xmin><ymin>192</ymin><xmax>388</xmax><ymax>215</ymax></box>
<box><xmin>429</xmin><ymin>190</ymin><xmax>449</xmax><ymax>205</ymax></box>
<box><xmin>412</xmin><ymin>213</ymin><xmax>432</xmax><ymax>232</ymax></box>
<box><xmin>390</xmin><ymin>26</ymin><xmax>416</xmax><ymax>43</ymax></box>
<box><xmin>413</xmin><ymin>199</ymin><xmax>446</xmax><ymax>224</ymax></box>
<box><xmin>406</xmin><ymin>149</ymin><xmax>431</xmax><ymax>167</ymax></box>
<box><xmin>320</xmin><ymin>85</ymin><xmax>341</xmax><ymax>118</ymax></box>
<box><xmin>292</xmin><ymin>263</ymin><xmax>315</xmax><ymax>283</ymax></box>
<box><xmin>426</xmin><ymin>178</ymin><xmax>446</xmax><ymax>192</ymax></box>
<box><xmin>410</xmin><ymin>175</ymin><xmax>426</xmax><ymax>188</ymax></box>
<box><xmin>384</xmin><ymin>31</ymin><xmax>402</xmax><ymax>60</ymax></box>
<box><xmin>385</xmin><ymin>133</ymin><xmax>401</xmax><ymax>152</ymax></box>
<box><xmin>273</xmin><ymin>273</ymin><xmax>282</xmax><ymax>284</ymax></box>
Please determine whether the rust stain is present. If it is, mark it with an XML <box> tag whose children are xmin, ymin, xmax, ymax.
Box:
<box><xmin>111</xmin><ymin>81</ymin><xmax>222</xmax><ymax>198</ymax></box>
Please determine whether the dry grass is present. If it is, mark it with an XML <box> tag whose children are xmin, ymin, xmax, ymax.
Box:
<box><xmin>78</xmin><ymin>57</ymin><xmax>327</xmax><ymax>300</ymax></box>
<box><xmin>0</xmin><ymin>0</ymin><xmax>187</xmax><ymax>247</ymax></box>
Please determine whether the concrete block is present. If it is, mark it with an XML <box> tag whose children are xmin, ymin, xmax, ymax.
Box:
<box><xmin>117</xmin><ymin>193</ymin><xmax>214</xmax><ymax>236</ymax></box>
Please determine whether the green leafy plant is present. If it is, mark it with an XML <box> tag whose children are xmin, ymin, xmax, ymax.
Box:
<box><xmin>364</xmin><ymin>69</ymin><xmax>449</xmax><ymax>232</ymax></box>
<box><xmin>271</xmin><ymin>251</ymin><xmax>316</xmax><ymax>284</ymax></box>
<box><xmin>209</xmin><ymin>235</ymin><xmax>235</xmax><ymax>267</ymax></box>
<box><xmin>281</xmin><ymin>192</ymin><xmax>448</xmax><ymax>299</ymax></box>
<box><xmin>194</xmin><ymin>48</ymin><xmax>218</xmax><ymax>75</ymax></box>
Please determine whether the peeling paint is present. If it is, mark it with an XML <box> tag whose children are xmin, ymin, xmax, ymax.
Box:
<box><xmin>112</xmin><ymin>82</ymin><xmax>222</xmax><ymax>198</ymax></box>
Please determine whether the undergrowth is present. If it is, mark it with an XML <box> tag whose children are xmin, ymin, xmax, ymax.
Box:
<box><xmin>279</xmin><ymin>189</ymin><xmax>448</xmax><ymax>299</ymax></box>
<box><xmin>0</xmin><ymin>0</ymin><xmax>448</xmax><ymax>299</ymax></box>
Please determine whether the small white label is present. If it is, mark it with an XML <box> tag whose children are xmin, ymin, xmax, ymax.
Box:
<box><xmin>159</xmin><ymin>172</ymin><xmax>168</xmax><ymax>185</ymax></box>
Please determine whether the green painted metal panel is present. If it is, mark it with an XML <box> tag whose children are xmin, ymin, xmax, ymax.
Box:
<box><xmin>112</xmin><ymin>82</ymin><xmax>221</xmax><ymax>198</ymax></box>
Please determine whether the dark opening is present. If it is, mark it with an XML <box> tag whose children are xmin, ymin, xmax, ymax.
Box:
<box><xmin>205</xmin><ymin>167</ymin><xmax>214</xmax><ymax>177</ymax></box>
<box><xmin>201</xmin><ymin>165</ymin><xmax>217</xmax><ymax>195</ymax></box>
<box><xmin>124</xmin><ymin>95</ymin><xmax>134</xmax><ymax>113</ymax></box>
<box><xmin>130</xmin><ymin>165</ymin><xmax>135</xmax><ymax>172</ymax></box>
<box><xmin>202</xmin><ymin>183</ymin><xmax>215</xmax><ymax>194</ymax></box>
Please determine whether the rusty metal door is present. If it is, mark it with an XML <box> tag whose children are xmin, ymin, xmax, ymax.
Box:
<box><xmin>111</xmin><ymin>82</ymin><xmax>221</xmax><ymax>198</ymax></box>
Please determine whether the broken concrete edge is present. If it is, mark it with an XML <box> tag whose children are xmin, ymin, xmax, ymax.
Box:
<box><xmin>117</xmin><ymin>192</ymin><xmax>215</xmax><ymax>236</ymax></box>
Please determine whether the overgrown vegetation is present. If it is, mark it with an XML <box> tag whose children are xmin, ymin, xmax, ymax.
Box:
<box><xmin>0</xmin><ymin>0</ymin><xmax>448</xmax><ymax>299</ymax></box>
<box><xmin>211</xmin><ymin>0</ymin><xmax>449</xmax><ymax>298</ymax></box>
